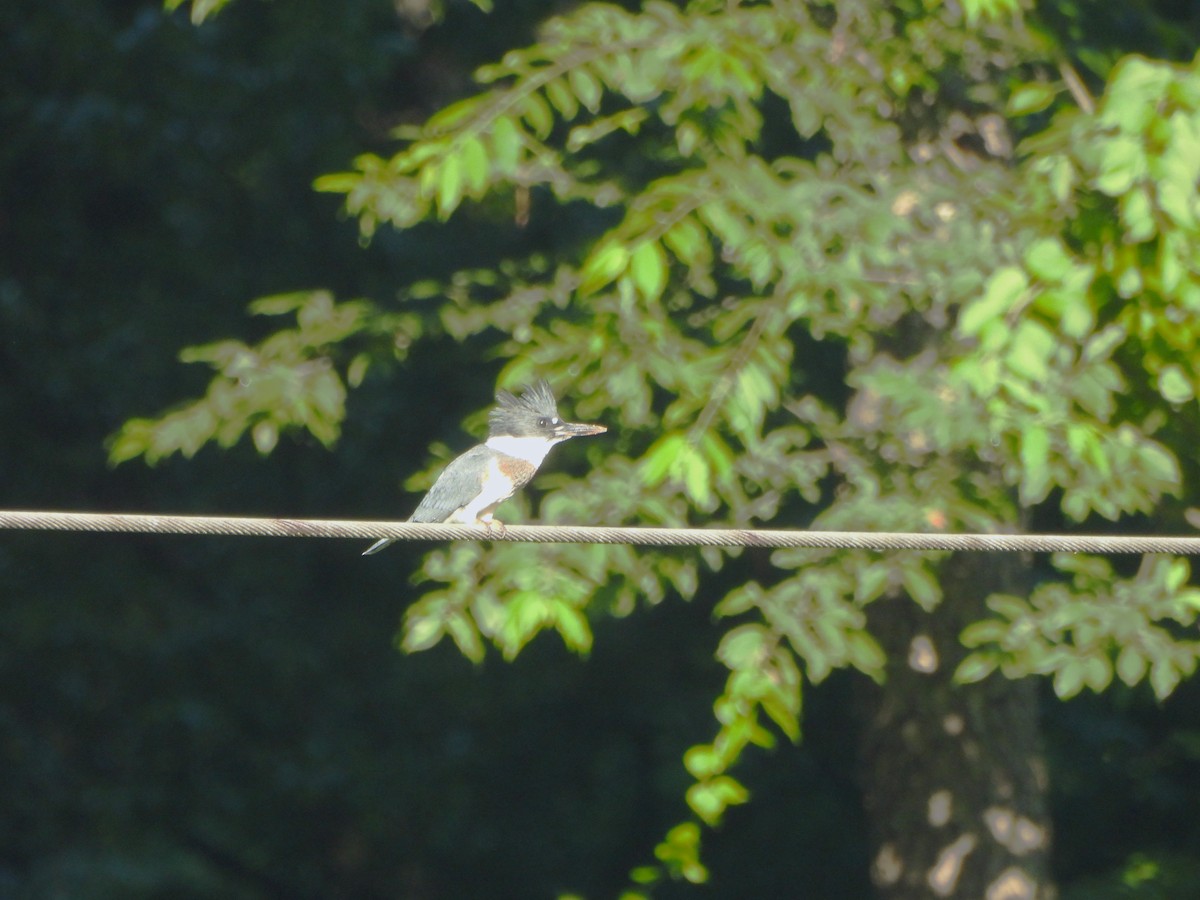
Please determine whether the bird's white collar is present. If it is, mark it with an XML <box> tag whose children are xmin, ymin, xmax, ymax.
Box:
<box><xmin>486</xmin><ymin>434</ymin><xmax>561</xmax><ymax>466</ymax></box>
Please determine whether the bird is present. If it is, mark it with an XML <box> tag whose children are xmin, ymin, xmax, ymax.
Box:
<box><xmin>362</xmin><ymin>379</ymin><xmax>606</xmax><ymax>555</ymax></box>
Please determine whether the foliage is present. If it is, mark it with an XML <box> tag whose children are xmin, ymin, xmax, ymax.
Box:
<box><xmin>112</xmin><ymin>0</ymin><xmax>1200</xmax><ymax>893</ymax></box>
<box><xmin>165</xmin><ymin>0</ymin><xmax>236</xmax><ymax>24</ymax></box>
<box><xmin>959</xmin><ymin>554</ymin><xmax>1200</xmax><ymax>699</ymax></box>
<box><xmin>109</xmin><ymin>291</ymin><xmax>395</xmax><ymax>462</ymax></box>
<box><xmin>166</xmin><ymin>0</ymin><xmax>495</xmax><ymax>25</ymax></box>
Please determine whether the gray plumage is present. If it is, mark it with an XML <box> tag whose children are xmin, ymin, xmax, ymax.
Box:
<box><xmin>362</xmin><ymin>380</ymin><xmax>605</xmax><ymax>555</ymax></box>
<box><xmin>489</xmin><ymin>379</ymin><xmax>560</xmax><ymax>436</ymax></box>
<box><xmin>407</xmin><ymin>444</ymin><xmax>528</xmax><ymax>524</ymax></box>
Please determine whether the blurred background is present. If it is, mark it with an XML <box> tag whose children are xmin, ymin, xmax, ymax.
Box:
<box><xmin>2</xmin><ymin>0</ymin><xmax>1199</xmax><ymax>897</ymax></box>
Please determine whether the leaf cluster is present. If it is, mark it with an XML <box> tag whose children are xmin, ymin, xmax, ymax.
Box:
<box><xmin>119</xmin><ymin>1</ymin><xmax>1200</xmax><ymax>891</ymax></box>
<box><xmin>109</xmin><ymin>291</ymin><xmax>416</xmax><ymax>463</ymax></box>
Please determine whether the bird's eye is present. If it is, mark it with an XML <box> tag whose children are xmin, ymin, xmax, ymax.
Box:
<box><xmin>537</xmin><ymin>417</ymin><xmax>550</xmax><ymax>428</ymax></box>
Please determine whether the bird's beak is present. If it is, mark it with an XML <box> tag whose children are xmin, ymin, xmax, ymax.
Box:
<box><xmin>557</xmin><ymin>421</ymin><xmax>607</xmax><ymax>439</ymax></box>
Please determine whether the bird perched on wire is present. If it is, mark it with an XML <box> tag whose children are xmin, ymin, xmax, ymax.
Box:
<box><xmin>362</xmin><ymin>379</ymin><xmax>606</xmax><ymax>555</ymax></box>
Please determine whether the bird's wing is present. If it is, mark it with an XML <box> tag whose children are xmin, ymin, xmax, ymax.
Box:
<box><xmin>409</xmin><ymin>445</ymin><xmax>491</xmax><ymax>523</ymax></box>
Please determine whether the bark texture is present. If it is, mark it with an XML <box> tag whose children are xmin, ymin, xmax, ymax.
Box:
<box><xmin>855</xmin><ymin>553</ymin><xmax>1054</xmax><ymax>900</ymax></box>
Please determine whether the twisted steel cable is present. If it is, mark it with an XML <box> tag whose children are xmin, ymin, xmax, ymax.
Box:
<box><xmin>2</xmin><ymin>509</ymin><xmax>1198</xmax><ymax>554</ymax></box>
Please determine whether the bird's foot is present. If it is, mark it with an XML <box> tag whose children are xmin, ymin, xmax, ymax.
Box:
<box><xmin>480</xmin><ymin>516</ymin><xmax>507</xmax><ymax>538</ymax></box>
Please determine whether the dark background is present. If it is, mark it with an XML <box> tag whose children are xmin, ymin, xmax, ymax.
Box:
<box><xmin>1</xmin><ymin>0</ymin><xmax>1198</xmax><ymax>897</ymax></box>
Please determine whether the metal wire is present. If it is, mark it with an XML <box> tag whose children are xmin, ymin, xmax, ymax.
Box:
<box><xmin>1</xmin><ymin>509</ymin><xmax>1198</xmax><ymax>554</ymax></box>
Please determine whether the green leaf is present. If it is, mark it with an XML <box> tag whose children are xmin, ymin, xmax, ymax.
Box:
<box><xmin>107</xmin><ymin>419</ymin><xmax>154</xmax><ymax>466</ymax></box>
<box><xmin>1082</xmin><ymin>653</ymin><xmax>1113</xmax><ymax>691</ymax></box>
<box><xmin>713</xmin><ymin>582</ymin><xmax>763</xmax><ymax>618</ymax></box>
<box><xmin>1019</xmin><ymin>424</ymin><xmax>1052</xmax><ymax>505</ymax></box>
<box><xmin>1157</xmin><ymin>364</ymin><xmax>1194</xmax><ymax>404</ymax></box>
<box><xmin>312</xmin><ymin>172</ymin><xmax>359</xmax><ymax>195</ymax></box>
<box><xmin>1059</xmin><ymin>293</ymin><xmax>1095</xmax><ymax>340</ymax></box>
<box><xmin>435</xmin><ymin>156</ymin><xmax>464</xmax><ymax>218</ymax></box>
<box><xmin>1024</xmin><ymin>238</ymin><xmax>1073</xmax><ymax>282</ymax></box>
<box><xmin>578</xmin><ymin>241</ymin><xmax>630</xmax><ymax>296</ymax></box>
<box><xmin>685</xmin><ymin>782</ymin><xmax>722</xmax><ymax>824</ymax></box>
<box><xmin>961</xmin><ymin>619</ymin><xmax>1009</xmax><ymax>646</ymax></box>
<box><xmin>955</xmin><ymin>653</ymin><xmax>999</xmax><ymax>684</ymax></box>
<box><xmin>460</xmin><ymin>136</ymin><xmax>490</xmax><ymax>195</ymax></box>
<box><xmin>1006</xmin><ymin>320</ymin><xmax>1055</xmax><ymax>383</ymax></box>
<box><xmin>654</xmin><ymin>823</ymin><xmax>707</xmax><ymax>883</ymax></box>
<box><xmin>1083</xmin><ymin>323</ymin><xmax>1127</xmax><ymax>363</ymax></box>
<box><xmin>641</xmin><ymin>431</ymin><xmax>685</xmax><ymax>486</ymax></box>
<box><xmin>854</xmin><ymin>565</ymin><xmax>891</xmax><ymax>605</ymax></box>
<box><xmin>427</xmin><ymin>94</ymin><xmax>487</xmax><ymax>133</ymax></box>
<box><xmin>489</xmin><ymin>116</ymin><xmax>522</xmax><ymax>175</ymax></box>
<box><xmin>1149</xmin><ymin>658</ymin><xmax>1182</xmax><ymax>699</ymax></box>
<box><xmin>347</xmin><ymin>353</ymin><xmax>370</xmax><ymax>388</ymax></box>
<box><xmin>683</xmin><ymin>744</ymin><xmax>723</xmax><ymax>779</ymax></box>
<box><xmin>662</xmin><ymin>216</ymin><xmax>709</xmax><ymax>268</ymax></box>
<box><xmin>901</xmin><ymin>562</ymin><xmax>942</xmax><ymax>611</ymax></box>
<box><xmin>1046</xmin><ymin>154</ymin><xmax>1075</xmax><ymax>203</ymax></box>
<box><xmin>958</xmin><ymin>267</ymin><xmax>1027</xmax><ymax>337</ymax></box>
<box><xmin>569</xmin><ymin>68</ymin><xmax>603</xmax><ymax>112</ymax></box>
<box><xmin>446</xmin><ymin>614</ymin><xmax>486</xmax><ymax>663</ymax></box>
<box><xmin>552</xmin><ymin>602</ymin><xmax>593</xmax><ymax>655</ymax></box>
<box><xmin>845</xmin><ymin>631</ymin><xmax>887</xmax><ymax>678</ymax></box>
<box><xmin>679</xmin><ymin>443</ymin><xmax>714</xmax><ymax>509</ymax></box>
<box><xmin>699</xmin><ymin>431</ymin><xmax>735</xmax><ymax>481</ymax></box>
<box><xmin>961</xmin><ymin>0</ymin><xmax>1021</xmax><ymax>24</ymax></box>
<box><xmin>521</xmin><ymin>93</ymin><xmax>554</xmax><ymax>139</ymax></box>
<box><xmin>1053</xmin><ymin>660</ymin><xmax>1086</xmax><ymax>699</ymax></box>
<box><xmin>502</xmin><ymin>592</ymin><xmax>552</xmax><ymax>659</ymax></box>
<box><xmin>1094</xmin><ymin>134</ymin><xmax>1146</xmax><ymax>196</ymax></box>
<box><xmin>1115</xmin><ymin>261</ymin><xmax>1142</xmax><ymax>298</ymax></box>
<box><xmin>629</xmin><ymin>240</ymin><xmax>668</xmax><ymax>303</ymax></box>
<box><xmin>566</xmin><ymin>107</ymin><xmax>649</xmax><ymax>151</ymax></box>
<box><xmin>629</xmin><ymin>868</ymin><xmax>660</xmax><ymax>887</ymax></box>
<box><xmin>708</xmin><ymin>774</ymin><xmax>750</xmax><ymax>807</ymax></box>
<box><xmin>686</xmin><ymin>775</ymin><xmax>748</xmax><ymax>826</ymax></box>
<box><xmin>403</xmin><ymin>609</ymin><xmax>446</xmax><ymax>653</ymax></box>
<box><xmin>1157</xmin><ymin>152</ymin><xmax>1200</xmax><ymax>228</ymax></box>
<box><xmin>166</xmin><ymin>0</ymin><xmax>235</xmax><ymax>24</ymax></box>
<box><xmin>544</xmin><ymin>77</ymin><xmax>579</xmax><ymax>120</ymax></box>
<box><xmin>250</xmin><ymin>292</ymin><xmax>309</xmax><ymax>316</ymax></box>
<box><xmin>1120</xmin><ymin>186</ymin><xmax>1156</xmax><ymax>241</ymax></box>
<box><xmin>1008</xmin><ymin>82</ymin><xmax>1058</xmax><ymax>116</ymax></box>
<box><xmin>1116</xmin><ymin>645</ymin><xmax>1147</xmax><ymax>686</ymax></box>
<box><xmin>1159</xmin><ymin>232</ymin><xmax>1185</xmax><ymax>292</ymax></box>
<box><xmin>252</xmin><ymin>420</ymin><xmax>279</xmax><ymax>455</ymax></box>
<box><xmin>716</xmin><ymin>623</ymin><xmax>768</xmax><ymax>670</ymax></box>
<box><xmin>1165</xmin><ymin>558</ymin><xmax>1190</xmax><ymax>592</ymax></box>
<box><xmin>760</xmin><ymin>678</ymin><xmax>801</xmax><ymax>742</ymax></box>
<box><xmin>1100</xmin><ymin>56</ymin><xmax>1172</xmax><ymax>133</ymax></box>
<box><xmin>1138</xmin><ymin>442</ymin><xmax>1180</xmax><ymax>487</ymax></box>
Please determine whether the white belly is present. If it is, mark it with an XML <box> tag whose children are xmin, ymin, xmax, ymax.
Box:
<box><xmin>450</xmin><ymin>457</ymin><xmax>515</xmax><ymax>523</ymax></box>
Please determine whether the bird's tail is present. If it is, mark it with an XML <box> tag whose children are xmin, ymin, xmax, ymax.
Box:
<box><xmin>361</xmin><ymin>538</ymin><xmax>395</xmax><ymax>556</ymax></box>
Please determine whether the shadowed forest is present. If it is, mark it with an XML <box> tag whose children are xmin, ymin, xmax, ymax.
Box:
<box><xmin>3</xmin><ymin>0</ymin><xmax>1200</xmax><ymax>898</ymax></box>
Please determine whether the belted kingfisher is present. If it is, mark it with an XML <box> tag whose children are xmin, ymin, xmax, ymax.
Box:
<box><xmin>362</xmin><ymin>379</ymin><xmax>606</xmax><ymax>555</ymax></box>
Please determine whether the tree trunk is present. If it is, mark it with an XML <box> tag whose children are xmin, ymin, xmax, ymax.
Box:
<box><xmin>855</xmin><ymin>552</ymin><xmax>1054</xmax><ymax>900</ymax></box>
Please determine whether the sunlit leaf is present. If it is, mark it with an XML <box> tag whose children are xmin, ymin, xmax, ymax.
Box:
<box><xmin>629</xmin><ymin>240</ymin><xmax>668</xmax><ymax>303</ymax></box>
<box><xmin>1157</xmin><ymin>364</ymin><xmax>1194</xmax><ymax>404</ymax></box>
<box><xmin>489</xmin><ymin>116</ymin><xmax>523</xmax><ymax>175</ymax></box>
<box><xmin>436</xmin><ymin>156</ymin><xmax>464</xmax><ymax>218</ymax></box>
<box><xmin>1008</xmin><ymin>81</ymin><xmax>1059</xmax><ymax>116</ymax></box>
<box><xmin>716</xmin><ymin>623</ymin><xmax>768</xmax><ymax>670</ymax></box>
<box><xmin>578</xmin><ymin>241</ymin><xmax>630</xmax><ymax>296</ymax></box>
<box><xmin>460</xmin><ymin>136</ymin><xmax>490</xmax><ymax>195</ymax></box>
<box><xmin>1019</xmin><ymin>424</ymin><xmax>1051</xmax><ymax>505</ymax></box>
<box><xmin>958</xmin><ymin>267</ymin><xmax>1027</xmax><ymax>337</ymax></box>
